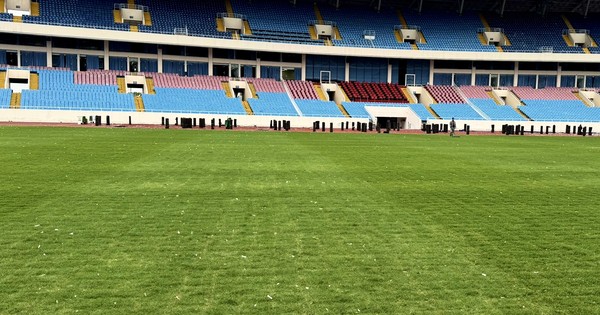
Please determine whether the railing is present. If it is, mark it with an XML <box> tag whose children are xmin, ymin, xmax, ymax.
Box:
<box><xmin>114</xmin><ymin>3</ymin><xmax>149</xmax><ymax>12</ymax></box>
<box><xmin>394</xmin><ymin>25</ymin><xmax>421</xmax><ymax>31</ymax></box>
<box><xmin>363</xmin><ymin>30</ymin><xmax>376</xmax><ymax>37</ymax></box>
<box><xmin>173</xmin><ymin>27</ymin><xmax>188</xmax><ymax>36</ymax></box>
<box><xmin>538</xmin><ymin>46</ymin><xmax>554</xmax><ymax>53</ymax></box>
<box><xmin>477</xmin><ymin>27</ymin><xmax>504</xmax><ymax>33</ymax></box>
<box><xmin>216</xmin><ymin>12</ymin><xmax>247</xmax><ymax>20</ymax></box>
<box><xmin>308</xmin><ymin>20</ymin><xmax>337</xmax><ymax>27</ymax></box>
<box><xmin>562</xmin><ymin>29</ymin><xmax>590</xmax><ymax>35</ymax></box>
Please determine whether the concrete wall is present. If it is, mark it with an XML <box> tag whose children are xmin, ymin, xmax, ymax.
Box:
<box><xmin>0</xmin><ymin>109</ymin><xmax>369</xmax><ymax>128</ymax></box>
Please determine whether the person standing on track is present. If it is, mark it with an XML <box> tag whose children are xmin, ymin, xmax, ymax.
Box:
<box><xmin>450</xmin><ymin>118</ymin><xmax>456</xmax><ymax>137</ymax></box>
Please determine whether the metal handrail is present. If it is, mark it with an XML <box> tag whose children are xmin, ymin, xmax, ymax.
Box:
<box><xmin>394</xmin><ymin>25</ymin><xmax>421</xmax><ymax>31</ymax></box>
<box><xmin>562</xmin><ymin>29</ymin><xmax>590</xmax><ymax>35</ymax></box>
<box><xmin>114</xmin><ymin>3</ymin><xmax>149</xmax><ymax>12</ymax></box>
<box><xmin>308</xmin><ymin>20</ymin><xmax>336</xmax><ymax>27</ymax></box>
<box><xmin>216</xmin><ymin>12</ymin><xmax>247</xmax><ymax>20</ymax></box>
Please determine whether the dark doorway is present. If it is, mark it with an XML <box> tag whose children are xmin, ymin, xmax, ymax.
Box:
<box><xmin>377</xmin><ymin>117</ymin><xmax>405</xmax><ymax>130</ymax></box>
<box><xmin>7</xmin><ymin>51</ymin><xmax>18</xmax><ymax>66</ymax></box>
<box><xmin>233</xmin><ymin>88</ymin><xmax>245</xmax><ymax>100</ymax></box>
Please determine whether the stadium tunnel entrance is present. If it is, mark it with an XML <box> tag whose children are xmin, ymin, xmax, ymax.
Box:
<box><xmin>376</xmin><ymin>117</ymin><xmax>406</xmax><ymax>130</ymax></box>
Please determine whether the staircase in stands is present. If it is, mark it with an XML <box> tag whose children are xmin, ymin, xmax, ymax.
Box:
<box><xmin>145</xmin><ymin>78</ymin><xmax>156</xmax><ymax>94</ymax></box>
<box><xmin>0</xmin><ymin>71</ymin><xmax>6</xmax><ymax>88</ymax></box>
<box><xmin>30</xmin><ymin>73</ymin><xmax>39</xmax><ymax>90</ymax></box>
<box><xmin>10</xmin><ymin>93</ymin><xmax>21</xmax><ymax>109</ymax></box>
<box><xmin>134</xmin><ymin>94</ymin><xmax>145</xmax><ymax>112</ymax></box>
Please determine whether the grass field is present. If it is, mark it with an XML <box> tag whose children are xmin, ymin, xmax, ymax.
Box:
<box><xmin>1</xmin><ymin>127</ymin><xmax>599</xmax><ymax>314</ymax></box>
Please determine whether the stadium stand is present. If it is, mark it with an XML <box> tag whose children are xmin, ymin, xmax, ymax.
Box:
<box><xmin>286</xmin><ymin>80</ymin><xmax>319</xmax><ymax>99</ymax></box>
<box><xmin>459</xmin><ymin>86</ymin><xmax>526</xmax><ymax>121</ymax></box>
<box><xmin>295</xmin><ymin>99</ymin><xmax>345</xmax><ymax>117</ymax></box>
<box><xmin>425</xmin><ymin>85</ymin><xmax>466</xmax><ymax>103</ymax></box>
<box><xmin>340</xmin><ymin>81</ymin><xmax>409</xmax><ymax>103</ymax></box>
<box><xmin>143</xmin><ymin>88</ymin><xmax>246</xmax><ymax>114</ymax></box>
<box><xmin>248</xmin><ymin>92</ymin><xmax>299</xmax><ymax>116</ymax></box>
<box><xmin>402</xmin><ymin>10</ymin><xmax>497</xmax><ymax>52</ymax></box>
<box><xmin>430</xmin><ymin>103</ymin><xmax>485</xmax><ymax>120</ymax></box>
<box><xmin>232</xmin><ymin>0</ymin><xmax>322</xmax><ymax>45</ymax></box>
<box><xmin>485</xmin><ymin>13</ymin><xmax>581</xmax><ymax>53</ymax></box>
<box><xmin>409</xmin><ymin>104</ymin><xmax>438</xmax><ymax>120</ymax></box>
<box><xmin>138</xmin><ymin>0</ymin><xmax>226</xmax><ymax>37</ymax></box>
<box><xmin>23</xmin><ymin>0</ymin><xmax>128</xmax><ymax>31</ymax></box>
<box><xmin>21</xmin><ymin>69</ymin><xmax>134</xmax><ymax>111</ymax></box>
<box><xmin>470</xmin><ymin>99</ymin><xmax>526</xmax><ymax>121</ymax></box>
<box><xmin>510</xmin><ymin>87</ymin><xmax>579</xmax><ymax>100</ymax></box>
<box><xmin>0</xmin><ymin>89</ymin><xmax>11</xmax><ymax>109</ymax></box>
<box><xmin>520</xmin><ymin>100</ymin><xmax>600</xmax><ymax>122</ymax></box>
<box><xmin>319</xmin><ymin>4</ymin><xmax>411</xmax><ymax>49</ymax></box>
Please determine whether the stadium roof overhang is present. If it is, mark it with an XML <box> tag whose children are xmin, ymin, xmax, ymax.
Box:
<box><xmin>312</xmin><ymin>0</ymin><xmax>600</xmax><ymax>17</ymax></box>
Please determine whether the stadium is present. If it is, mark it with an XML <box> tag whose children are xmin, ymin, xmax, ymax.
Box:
<box><xmin>1</xmin><ymin>0</ymin><xmax>600</xmax><ymax>313</ymax></box>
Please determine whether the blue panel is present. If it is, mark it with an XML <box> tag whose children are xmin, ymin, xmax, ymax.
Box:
<box><xmin>561</xmin><ymin>75</ymin><xmax>576</xmax><ymax>88</ymax></box>
<box><xmin>454</xmin><ymin>74</ymin><xmax>472</xmax><ymax>86</ymax></box>
<box><xmin>109</xmin><ymin>57</ymin><xmax>127</xmax><ymax>71</ymax></box>
<box><xmin>162</xmin><ymin>60</ymin><xmax>185</xmax><ymax>75</ymax></box>
<box><xmin>475</xmin><ymin>74</ymin><xmax>489</xmax><ymax>86</ymax></box>
<box><xmin>500</xmin><ymin>75</ymin><xmax>514</xmax><ymax>87</ymax></box>
<box><xmin>537</xmin><ymin>75</ymin><xmax>556</xmax><ymax>88</ymax></box>
<box><xmin>21</xmin><ymin>51</ymin><xmax>47</xmax><ymax>67</ymax></box>
<box><xmin>406</xmin><ymin>60</ymin><xmax>429</xmax><ymax>85</ymax></box>
<box><xmin>349</xmin><ymin>57</ymin><xmax>387</xmax><ymax>83</ymax></box>
<box><xmin>86</xmin><ymin>55</ymin><xmax>100</xmax><ymax>70</ymax></box>
<box><xmin>518</xmin><ymin>75</ymin><xmax>536</xmax><ymax>87</ymax></box>
<box><xmin>0</xmin><ymin>50</ymin><xmax>6</xmax><ymax>65</ymax></box>
<box><xmin>261</xmin><ymin>66</ymin><xmax>280</xmax><ymax>80</ymax></box>
<box><xmin>433</xmin><ymin>73</ymin><xmax>452</xmax><ymax>85</ymax></box>
<box><xmin>140</xmin><ymin>59</ymin><xmax>158</xmax><ymax>73</ymax></box>
<box><xmin>305</xmin><ymin>55</ymin><xmax>345</xmax><ymax>82</ymax></box>
<box><xmin>187</xmin><ymin>62</ymin><xmax>208</xmax><ymax>76</ymax></box>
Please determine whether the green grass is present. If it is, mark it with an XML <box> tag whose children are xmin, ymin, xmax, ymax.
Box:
<box><xmin>1</xmin><ymin>127</ymin><xmax>600</xmax><ymax>314</ymax></box>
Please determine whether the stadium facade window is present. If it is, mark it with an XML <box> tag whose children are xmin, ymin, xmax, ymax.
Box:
<box><xmin>406</xmin><ymin>60</ymin><xmax>430</xmax><ymax>85</ymax></box>
<box><xmin>537</xmin><ymin>75</ymin><xmax>557</xmax><ymax>88</ymax></box>
<box><xmin>433</xmin><ymin>73</ymin><xmax>452</xmax><ymax>85</ymax></box>
<box><xmin>213</xmin><ymin>48</ymin><xmax>235</xmax><ymax>60</ymax></box>
<box><xmin>585</xmin><ymin>76</ymin><xmax>600</xmax><ymax>88</ymax></box>
<box><xmin>454</xmin><ymin>74</ymin><xmax>472</xmax><ymax>86</ymax></box>
<box><xmin>500</xmin><ymin>75</ymin><xmax>514</xmax><ymax>87</ymax></box>
<box><xmin>21</xmin><ymin>51</ymin><xmax>47</xmax><ymax>67</ymax></box>
<box><xmin>518</xmin><ymin>75</ymin><xmax>537</xmax><ymax>88</ymax></box>
<box><xmin>434</xmin><ymin>60</ymin><xmax>472</xmax><ymax>70</ymax></box>
<box><xmin>0</xmin><ymin>33</ymin><xmax>46</xmax><ymax>47</ymax></box>
<box><xmin>519</xmin><ymin>62</ymin><xmax>558</xmax><ymax>71</ymax></box>
<box><xmin>261</xmin><ymin>66</ymin><xmax>281</xmax><ymax>80</ymax></box>
<box><xmin>53</xmin><ymin>38</ymin><xmax>102</xmax><ymax>50</ymax></box>
<box><xmin>86</xmin><ymin>56</ymin><xmax>102</xmax><ymax>70</ymax></box>
<box><xmin>473</xmin><ymin>61</ymin><xmax>514</xmax><ymax>71</ymax></box>
<box><xmin>6</xmin><ymin>51</ymin><xmax>18</xmax><ymax>66</ymax></box>
<box><xmin>282</xmin><ymin>68</ymin><xmax>301</xmax><ymax>81</ymax></box>
<box><xmin>0</xmin><ymin>50</ymin><xmax>6</xmax><ymax>65</ymax></box>
<box><xmin>305</xmin><ymin>55</ymin><xmax>345</xmax><ymax>82</ymax></box>
<box><xmin>109</xmin><ymin>57</ymin><xmax>128</xmax><ymax>71</ymax></box>
<box><xmin>140</xmin><ymin>59</ymin><xmax>158</xmax><ymax>73</ymax></box>
<box><xmin>52</xmin><ymin>53</ymin><xmax>76</xmax><ymax>70</ymax></box>
<box><xmin>258</xmin><ymin>52</ymin><xmax>281</xmax><ymax>62</ymax></box>
<box><xmin>281</xmin><ymin>53</ymin><xmax>301</xmax><ymax>63</ymax></box>
<box><xmin>161</xmin><ymin>45</ymin><xmax>185</xmax><ymax>56</ymax></box>
<box><xmin>109</xmin><ymin>41</ymin><xmax>157</xmax><ymax>54</ymax></box>
<box><xmin>348</xmin><ymin>57</ymin><xmax>387</xmax><ymax>83</ymax></box>
<box><xmin>187</xmin><ymin>62</ymin><xmax>208</xmax><ymax>76</ymax></box>
<box><xmin>163</xmin><ymin>60</ymin><xmax>185</xmax><ymax>75</ymax></box>
<box><xmin>213</xmin><ymin>64</ymin><xmax>229</xmax><ymax>77</ymax></box>
<box><xmin>561</xmin><ymin>75</ymin><xmax>576</xmax><ymax>88</ymax></box>
<box><xmin>186</xmin><ymin>47</ymin><xmax>208</xmax><ymax>58</ymax></box>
